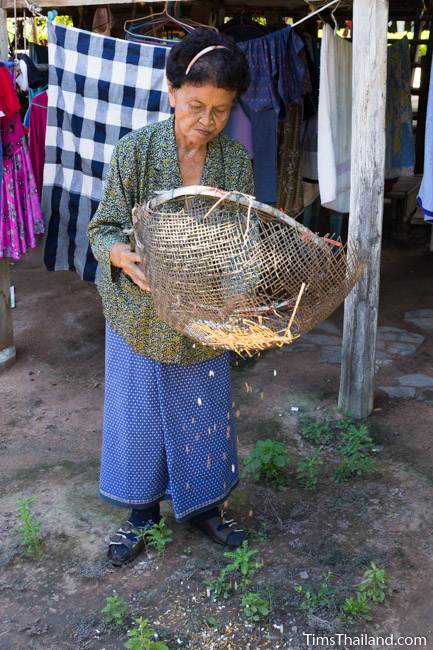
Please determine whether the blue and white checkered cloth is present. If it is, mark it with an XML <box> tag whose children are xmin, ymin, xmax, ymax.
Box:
<box><xmin>42</xmin><ymin>24</ymin><xmax>172</xmax><ymax>281</ymax></box>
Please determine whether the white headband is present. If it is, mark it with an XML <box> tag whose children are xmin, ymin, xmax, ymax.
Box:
<box><xmin>185</xmin><ymin>45</ymin><xmax>230</xmax><ymax>76</ymax></box>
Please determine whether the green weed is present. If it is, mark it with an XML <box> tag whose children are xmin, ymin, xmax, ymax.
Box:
<box><xmin>205</xmin><ymin>542</ymin><xmax>263</xmax><ymax>600</ymax></box>
<box><xmin>296</xmin><ymin>450</ymin><xmax>323</xmax><ymax>490</ymax></box>
<box><xmin>334</xmin><ymin>423</ymin><xmax>377</xmax><ymax>482</ymax></box>
<box><xmin>102</xmin><ymin>592</ymin><xmax>128</xmax><ymax>629</ymax></box>
<box><xmin>341</xmin><ymin>562</ymin><xmax>388</xmax><ymax>623</ymax></box>
<box><xmin>248</xmin><ymin>522</ymin><xmax>270</xmax><ymax>544</ymax></box>
<box><xmin>124</xmin><ymin>616</ymin><xmax>169</xmax><ymax>650</ymax></box>
<box><xmin>243</xmin><ymin>439</ymin><xmax>290</xmax><ymax>486</ymax></box>
<box><xmin>341</xmin><ymin>593</ymin><xmax>372</xmax><ymax>622</ymax></box>
<box><xmin>358</xmin><ymin>562</ymin><xmax>388</xmax><ymax>604</ymax></box>
<box><xmin>16</xmin><ymin>497</ymin><xmax>42</xmax><ymax>559</ymax></box>
<box><xmin>204</xmin><ymin>615</ymin><xmax>219</xmax><ymax>628</ymax></box>
<box><xmin>224</xmin><ymin>541</ymin><xmax>263</xmax><ymax>584</ymax></box>
<box><xmin>205</xmin><ymin>572</ymin><xmax>233</xmax><ymax>601</ymax></box>
<box><xmin>294</xmin><ymin>572</ymin><xmax>336</xmax><ymax>614</ymax></box>
<box><xmin>135</xmin><ymin>517</ymin><xmax>172</xmax><ymax>555</ymax></box>
<box><xmin>300</xmin><ymin>416</ymin><xmax>335</xmax><ymax>445</ymax></box>
<box><xmin>240</xmin><ymin>592</ymin><xmax>270</xmax><ymax>623</ymax></box>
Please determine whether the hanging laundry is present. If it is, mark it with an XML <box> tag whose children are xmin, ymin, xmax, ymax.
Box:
<box><xmin>277</xmin><ymin>101</ymin><xmax>304</xmax><ymax>217</ymax></box>
<box><xmin>385</xmin><ymin>37</ymin><xmax>415</xmax><ymax>178</ymax></box>
<box><xmin>42</xmin><ymin>24</ymin><xmax>172</xmax><ymax>281</ymax></box>
<box><xmin>418</xmin><ymin>57</ymin><xmax>433</xmax><ymax>222</ymax></box>
<box><xmin>23</xmin><ymin>44</ymin><xmax>49</xmax><ymax>130</ymax></box>
<box><xmin>300</xmin><ymin>33</ymin><xmax>320</xmax><ymax>183</ymax></box>
<box><xmin>92</xmin><ymin>6</ymin><xmax>113</xmax><ymax>36</ymax></box>
<box><xmin>301</xmin><ymin>114</ymin><xmax>318</xmax><ymax>181</ymax></box>
<box><xmin>0</xmin><ymin>66</ymin><xmax>21</xmax><ymax>117</ymax></box>
<box><xmin>223</xmin><ymin>103</ymin><xmax>253</xmax><ymax>159</ymax></box>
<box><xmin>17</xmin><ymin>53</ymin><xmax>47</xmax><ymax>89</ymax></box>
<box><xmin>318</xmin><ymin>24</ymin><xmax>352</xmax><ymax>213</ymax></box>
<box><xmin>29</xmin><ymin>90</ymin><xmax>48</xmax><ymax>197</ymax></box>
<box><xmin>0</xmin><ymin>65</ymin><xmax>44</xmax><ymax>261</ymax></box>
<box><xmin>219</xmin><ymin>15</ymin><xmax>268</xmax><ymax>41</ymax></box>
<box><xmin>237</xmin><ymin>27</ymin><xmax>306</xmax><ymax>204</ymax></box>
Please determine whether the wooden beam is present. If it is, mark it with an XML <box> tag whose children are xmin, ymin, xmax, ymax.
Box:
<box><xmin>338</xmin><ymin>0</ymin><xmax>389</xmax><ymax>419</ymax></box>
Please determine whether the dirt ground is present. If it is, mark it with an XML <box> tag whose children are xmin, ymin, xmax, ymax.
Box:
<box><xmin>1</xmin><ymin>232</ymin><xmax>433</xmax><ymax>650</ymax></box>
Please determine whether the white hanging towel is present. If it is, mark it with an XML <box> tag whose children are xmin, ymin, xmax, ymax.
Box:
<box><xmin>318</xmin><ymin>24</ymin><xmax>352</xmax><ymax>213</ymax></box>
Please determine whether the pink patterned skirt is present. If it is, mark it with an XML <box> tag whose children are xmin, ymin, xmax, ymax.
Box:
<box><xmin>1</xmin><ymin>112</ymin><xmax>44</xmax><ymax>261</ymax></box>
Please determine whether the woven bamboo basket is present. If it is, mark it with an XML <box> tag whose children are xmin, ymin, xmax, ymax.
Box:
<box><xmin>132</xmin><ymin>186</ymin><xmax>365</xmax><ymax>355</ymax></box>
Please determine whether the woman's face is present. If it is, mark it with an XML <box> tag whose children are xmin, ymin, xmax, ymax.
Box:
<box><xmin>168</xmin><ymin>82</ymin><xmax>236</xmax><ymax>147</ymax></box>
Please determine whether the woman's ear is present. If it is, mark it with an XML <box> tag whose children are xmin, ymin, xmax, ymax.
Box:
<box><xmin>167</xmin><ymin>81</ymin><xmax>176</xmax><ymax>109</ymax></box>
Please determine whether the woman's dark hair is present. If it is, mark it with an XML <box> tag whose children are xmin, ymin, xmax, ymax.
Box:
<box><xmin>166</xmin><ymin>29</ymin><xmax>250</xmax><ymax>97</ymax></box>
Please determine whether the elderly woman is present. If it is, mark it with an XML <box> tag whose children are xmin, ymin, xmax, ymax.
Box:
<box><xmin>88</xmin><ymin>30</ymin><xmax>253</xmax><ymax>567</ymax></box>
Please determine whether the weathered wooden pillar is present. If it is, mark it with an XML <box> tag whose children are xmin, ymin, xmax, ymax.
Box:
<box><xmin>338</xmin><ymin>0</ymin><xmax>389</xmax><ymax>419</ymax></box>
<box><xmin>0</xmin><ymin>7</ymin><xmax>8</xmax><ymax>57</ymax></box>
<box><xmin>0</xmin><ymin>6</ymin><xmax>16</xmax><ymax>372</ymax></box>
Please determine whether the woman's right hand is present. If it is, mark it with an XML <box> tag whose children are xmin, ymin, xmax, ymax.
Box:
<box><xmin>109</xmin><ymin>242</ymin><xmax>150</xmax><ymax>291</ymax></box>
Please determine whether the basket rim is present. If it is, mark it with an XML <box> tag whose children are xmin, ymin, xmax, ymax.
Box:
<box><xmin>145</xmin><ymin>185</ymin><xmax>326</xmax><ymax>244</ymax></box>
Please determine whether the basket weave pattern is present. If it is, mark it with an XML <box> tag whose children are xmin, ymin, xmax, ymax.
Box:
<box><xmin>132</xmin><ymin>187</ymin><xmax>364</xmax><ymax>354</ymax></box>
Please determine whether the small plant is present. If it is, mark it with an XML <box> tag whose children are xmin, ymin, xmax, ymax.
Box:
<box><xmin>341</xmin><ymin>593</ymin><xmax>372</xmax><ymax>622</ymax></box>
<box><xmin>300</xmin><ymin>416</ymin><xmax>335</xmax><ymax>445</ymax></box>
<box><xmin>102</xmin><ymin>592</ymin><xmax>128</xmax><ymax>629</ymax></box>
<box><xmin>135</xmin><ymin>518</ymin><xmax>172</xmax><ymax>555</ymax></box>
<box><xmin>334</xmin><ymin>423</ymin><xmax>377</xmax><ymax>482</ymax></box>
<box><xmin>294</xmin><ymin>572</ymin><xmax>336</xmax><ymax>614</ymax></box>
<box><xmin>16</xmin><ymin>497</ymin><xmax>42</xmax><ymax>559</ymax></box>
<box><xmin>204</xmin><ymin>615</ymin><xmax>219</xmax><ymax>628</ymax></box>
<box><xmin>358</xmin><ymin>562</ymin><xmax>388</xmax><ymax>604</ymax></box>
<box><xmin>296</xmin><ymin>450</ymin><xmax>323</xmax><ymax>490</ymax></box>
<box><xmin>224</xmin><ymin>541</ymin><xmax>263</xmax><ymax>585</ymax></box>
<box><xmin>205</xmin><ymin>572</ymin><xmax>233</xmax><ymax>600</ymax></box>
<box><xmin>248</xmin><ymin>522</ymin><xmax>270</xmax><ymax>544</ymax></box>
<box><xmin>243</xmin><ymin>439</ymin><xmax>290</xmax><ymax>486</ymax></box>
<box><xmin>125</xmin><ymin>616</ymin><xmax>169</xmax><ymax>650</ymax></box>
<box><xmin>205</xmin><ymin>542</ymin><xmax>263</xmax><ymax>601</ymax></box>
<box><xmin>240</xmin><ymin>592</ymin><xmax>270</xmax><ymax>623</ymax></box>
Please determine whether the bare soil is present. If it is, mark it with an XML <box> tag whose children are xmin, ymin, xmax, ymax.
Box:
<box><xmin>1</xmin><ymin>238</ymin><xmax>433</xmax><ymax>650</ymax></box>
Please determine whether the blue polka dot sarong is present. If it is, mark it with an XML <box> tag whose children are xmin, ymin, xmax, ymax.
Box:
<box><xmin>100</xmin><ymin>323</ymin><xmax>239</xmax><ymax>520</ymax></box>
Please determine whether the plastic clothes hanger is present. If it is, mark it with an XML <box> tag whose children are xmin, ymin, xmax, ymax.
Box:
<box><xmin>125</xmin><ymin>2</ymin><xmax>217</xmax><ymax>39</ymax></box>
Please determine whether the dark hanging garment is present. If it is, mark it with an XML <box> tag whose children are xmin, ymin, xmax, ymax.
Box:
<box><xmin>237</xmin><ymin>27</ymin><xmax>305</xmax><ymax>204</ymax></box>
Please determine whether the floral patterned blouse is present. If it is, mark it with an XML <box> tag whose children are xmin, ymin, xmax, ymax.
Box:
<box><xmin>88</xmin><ymin>115</ymin><xmax>254</xmax><ymax>364</ymax></box>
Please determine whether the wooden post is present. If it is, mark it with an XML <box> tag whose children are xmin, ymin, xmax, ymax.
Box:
<box><xmin>338</xmin><ymin>0</ymin><xmax>389</xmax><ymax>419</ymax></box>
<box><xmin>0</xmin><ymin>6</ymin><xmax>16</xmax><ymax>372</ymax></box>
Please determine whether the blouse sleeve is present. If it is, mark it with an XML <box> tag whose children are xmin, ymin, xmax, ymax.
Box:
<box><xmin>87</xmin><ymin>137</ymin><xmax>137</xmax><ymax>278</ymax></box>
